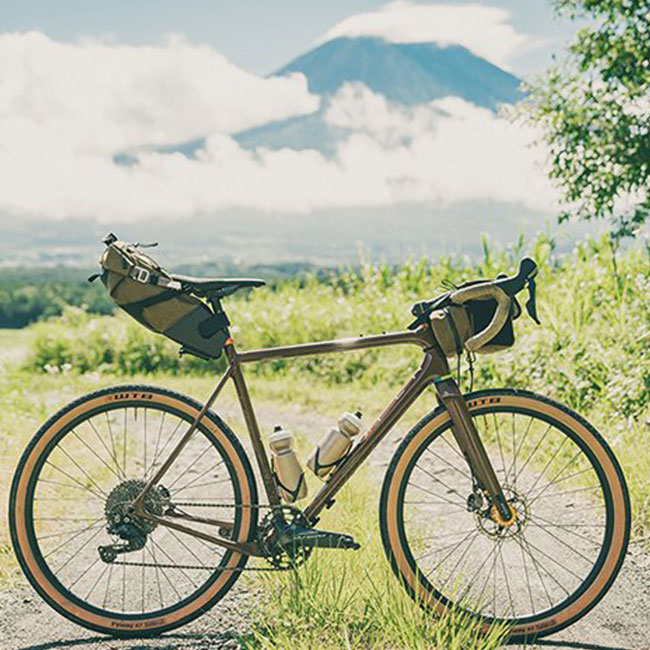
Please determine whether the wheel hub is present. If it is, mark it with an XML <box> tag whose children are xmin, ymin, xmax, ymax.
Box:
<box><xmin>476</xmin><ymin>486</ymin><xmax>529</xmax><ymax>539</ymax></box>
<box><xmin>105</xmin><ymin>479</ymin><xmax>169</xmax><ymax>537</ymax></box>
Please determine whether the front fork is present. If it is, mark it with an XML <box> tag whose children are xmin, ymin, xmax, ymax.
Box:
<box><xmin>434</xmin><ymin>378</ymin><xmax>513</xmax><ymax>523</ymax></box>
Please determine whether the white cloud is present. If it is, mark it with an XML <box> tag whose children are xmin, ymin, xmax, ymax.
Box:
<box><xmin>0</xmin><ymin>31</ymin><xmax>318</xmax><ymax>155</ymax></box>
<box><xmin>320</xmin><ymin>1</ymin><xmax>535</xmax><ymax>69</ymax></box>
<box><xmin>0</xmin><ymin>32</ymin><xmax>556</xmax><ymax>222</ymax></box>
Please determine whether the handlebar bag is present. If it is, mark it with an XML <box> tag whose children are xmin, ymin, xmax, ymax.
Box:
<box><xmin>431</xmin><ymin>296</ymin><xmax>519</xmax><ymax>357</ymax></box>
<box><xmin>97</xmin><ymin>240</ymin><xmax>228</xmax><ymax>359</ymax></box>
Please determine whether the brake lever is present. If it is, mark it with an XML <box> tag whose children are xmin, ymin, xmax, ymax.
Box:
<box><xmin>525</xmin><ymin>277</ymin><xmax>541</xmax><ymax>325</ymax></box>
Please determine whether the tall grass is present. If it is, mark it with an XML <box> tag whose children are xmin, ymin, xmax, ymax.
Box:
<box><xmin>241</xmin><ymin>474</ymin><xmax>507</xmax><ymax>650</ymax></box>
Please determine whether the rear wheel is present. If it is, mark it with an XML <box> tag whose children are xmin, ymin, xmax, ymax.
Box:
<box><xmin>380</xmin><ymin>389</ymin><xmax>630</xmax><ymax>641</ymax></box>
<box><xmin>10</xmin><ymin>385</ymin><xmax>258</xmax><ymax>637</ymax></box>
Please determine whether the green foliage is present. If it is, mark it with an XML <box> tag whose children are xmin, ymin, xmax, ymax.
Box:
<box><xmin>523</xmin><ymin>0</ymin><xmax>650</xmax><ymax>236</ymax></box>
<box><xmin>25</xmin><ymin>234</ymin><xmax>650</xmax><ymax>419</ymax></box>
<box><xmin>0</xmin><ymin>268</ymin><xmax>114</xmax><ymax>328</ymax></box>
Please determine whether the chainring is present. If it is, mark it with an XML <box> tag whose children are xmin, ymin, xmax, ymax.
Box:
<box><xmin>258</xmin><ymin>505</ymin><xmax>314</xmax><ymax>570</ymax></box>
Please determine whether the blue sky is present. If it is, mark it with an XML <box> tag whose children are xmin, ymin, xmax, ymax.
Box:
<box><xmin>3</xmin><ymin>0</ymin><xmax>576</xmax><ymax>77</ymax></box>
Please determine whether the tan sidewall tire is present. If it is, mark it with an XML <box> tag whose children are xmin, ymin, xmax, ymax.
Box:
<box><xmin>10</xmin><ymin>385</ymin><xmax>258</xmax><ymax>638</ymax></box>
<box><xmin>380</xmin><ymin>389</ymin><xmax>630</xmax><ymax>641</ymax></box>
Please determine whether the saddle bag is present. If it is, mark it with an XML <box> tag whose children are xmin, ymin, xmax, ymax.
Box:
<box><xmin>96</xmin><ymin>237</ymin><xmax>228</xmax><ymax>359</ymax></box>
<box><xmin>431</xmin><ymin>293</ymin><xmax>519</xmax><ymax>357</ymax></box>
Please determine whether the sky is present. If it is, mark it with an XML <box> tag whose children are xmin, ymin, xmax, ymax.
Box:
<box><xmin>0</xmin><ymin>1</ymin><xmax>579</xmax><ymax>223</ymax></box>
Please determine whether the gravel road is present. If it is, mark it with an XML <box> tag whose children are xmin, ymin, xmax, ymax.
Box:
<box><xmin>2</xmin><ymin>392</ymin><xmax>648</xmax><ymax>650</ymax></box>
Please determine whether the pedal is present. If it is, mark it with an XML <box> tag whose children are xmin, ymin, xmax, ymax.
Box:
<box><xmin>279</xmin><ymin>525</ymin><xmax>361</xmax><ymax>550</ymax></box>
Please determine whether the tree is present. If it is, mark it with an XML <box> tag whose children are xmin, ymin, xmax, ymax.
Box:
<box><xmin>525</xmin><ymin>0</ymin><xmax>650</xmax><ymax>238</ymax></box>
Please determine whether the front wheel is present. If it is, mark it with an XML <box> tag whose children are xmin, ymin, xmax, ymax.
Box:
<box><xmin>380</xmin><ymin>389</ymin><xmax>630</xmax><ymax>642</ymax></box>
<box><xmin>10</xmin><ymin>385</ymin><xmax>258</xmax><ymax>637</ymax></box>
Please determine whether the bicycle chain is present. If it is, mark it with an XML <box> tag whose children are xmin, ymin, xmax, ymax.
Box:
<box><xmin>109</xmin><ymin>501</ymin><xmax>294</xmax><ymax>572</ymax></box>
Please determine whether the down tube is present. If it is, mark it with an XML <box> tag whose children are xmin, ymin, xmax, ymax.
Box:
<box><xmin>303</xmin><ymin>353</ymin><xmax>439</xmax><ymax>522</ymax></box>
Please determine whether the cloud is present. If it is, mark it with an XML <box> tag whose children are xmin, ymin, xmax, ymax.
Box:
<box><xmin>320</xmin><ymin>1</ymin><xmax>535</xmax><ymax>69</ymax></box>
<box><xmin>0</xmin><ymin>32</ymin><xmax>556</xmax><ymax>222</ymax></box>
<box><xmin>0</xmin><ymin>31</ymin><xmax>318</xmax><ymax>154</ymax></box>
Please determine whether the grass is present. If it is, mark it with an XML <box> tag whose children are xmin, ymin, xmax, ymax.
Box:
<box><xmin>240</xmin><ymin>473</ymin><xmax>507</xmax><ymax>650</ymax></box>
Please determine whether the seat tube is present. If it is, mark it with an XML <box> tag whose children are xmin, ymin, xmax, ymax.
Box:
<box><xmin>435</xmin><ymin>377</ymin><xmax>513</xmax><ymax>521</ymax></box>
<box><xmin>225</xmin><ymin>342</ymin><xmax>282</xmax><ymax>507</ymax></box>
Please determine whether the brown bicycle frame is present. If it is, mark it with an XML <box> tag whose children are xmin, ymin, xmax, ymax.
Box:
<box><xmin>134</xmin><ymin>326</ymin><xmax>512</xmax><ymax>556</ymax></box>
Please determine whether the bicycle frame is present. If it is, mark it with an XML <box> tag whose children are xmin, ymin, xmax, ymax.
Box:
<box><xmin>134</xmin><ymin>325</ymin><xmax>513</xmax><ymax>556</ymax></box>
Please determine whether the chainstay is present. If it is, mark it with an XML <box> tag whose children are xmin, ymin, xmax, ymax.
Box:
<box><xmin>109</xmin><ymin>502</ymin><xmax>299</xmax><ymax>572</ymax></box>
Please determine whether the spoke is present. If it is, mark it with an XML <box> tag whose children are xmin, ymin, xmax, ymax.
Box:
<box><xmin>102</xmin><ymin>562</ymin><xmax>114</xmax><ymax>610</ymax></box>
<box><xmin>423</xmin><ymin>446</ymin><xmax>472</xmax><ymax>481</ymax></box>
<box><xmin>457</xmin><ymin>539</ymin><xmax>501</xmax><ymax>606</ymax></box>
<box><xmin>167</xmin><ymin>528</ymin><xmax>213</xmax><ymax>571</ymax></box>
<box><xmin>519</xmin><ymin>534</ymin><xmax>570</xmax><ymax>598</ymax></box>
<box><xmin>528</xmin><ymin>519</ymin><xmax>598</xmax><ymax>565</ymax></box>
<box><xmin>505</xmin><ymin>415</ymin><xmax>534</xmax><ymax>486</ymax></box>
<box><xmin>498</xmin><ymin>541</ymin><xmax>515</xmax><ymax>618</ymax></box>
<box><xmin>42</xmin><ymin>464</ymin><xmax>105</xmax><ymax>501</ymax></box>
<box><xmin>437</xmin><ymin>530</ymin><xmax>481</xmax><ymax>593</ymax></box>
<box><xmin>172</xmin><ymin>458</ymin><xmax>227</xmax><ymax>496</ymax></box>
<box><xmin>492</xmin><ymin>413</ymin><xmax>507</xmax><ymax>478</ymax></box>
<box><xmin>141</xmin><ymin>546</ymin><xmax>146</xmax><ymax>614</ymax></box>
<box><xmin>167</xmin><ymin>444</ymin><xmax>218</xmax><ymax>490</ymax></box>
<box><xmin>414</xmin><ymin>529</ymin><xmax>477</xmax><ymax>563</ymax></box>
<box><xmin>123</xmin><ymin>409</ymin><xmax>128</xmax><ymax>480</ymax></box>
<box><xmin>150</xmin><ymin>537</ymin><xmax>200</xmax><ymax>591</ymax></box>
<box><xmin>439</xmin><ymin>431</ymin><xmax>467</xmax><ymax>463</ymax></box>
<box><xmin>85</xmin><ymin>561</ymin><xmax>110</xmax><ymax>601</ymax></box>
<box><xmin>519</xmin><ymin>534</ymin><xmax>536</xmax><ymax>615</ymax></box>
<box><xmin>412</xmin><ymin>461</ymin><xmax>469</xmax><ymax>502</ymax></box>
<box><xmin>53</xmin><ymin>446</ymin><xmax>108</xmax><ymax>498</ymax></box>
<box><xmin>512</xmin><ymin>423</ymin><xmax>552</xmax><ymax>486</ymax></box>
<box><xmin>474</xmin><ymin>539</ymin><xmax>502</xmax><ymax>616</ymax></box>
<box><xmin>526</xmin><ymin>436</ymin><xmax>568</xmax><ymax>496</ymax></box>
<box><xmin>172</xmin><ymin>476</ymin><xmax>233</xmax><ymax>496</ymax></box>
<box><xmin>516</xmin><ymin>536</ymin><xmax>553</xmax><ymax>608</ymax></box>
<box><xmin>148</xmin><ymin>542</ymin><xmax>166</xmax><ymax>610</ymax></box>
<box><xmin>70</xmin><ymin>429</ymin><xmax>122</xmax><ymax>481</ymax></box>
<box><xmin>147</xmin><ymin>418</ymin><xmax>185</xmax><ymax>478</ymax></box>
<box><xmin>147</xmin><ymin>542</ymin><xmax>182</xmax><ymax>603</ymax></box>
<box><xmin>528</xmin><ymin>512</ymin><xmax>606</xmax><ymax>545</ymax></box>
<box><xmin>510</xmin><ymin>413</ymin><xmax>516</xmax><ymax>486</ymax></box>
<box><xmin>407</xmin><ymin>481</ymin><xmax>467</xmax><ymax>510</ymax></box>
<box><xmin>87</xmin><ymin>411</ymin><xmax>125</xmax><ymax>478</ymax></box>
<box><xmin>37</xmin><ymin>522</ymin><xmax>105</xmax><ymax>542</ymax></box>
<box><xmin>528</xmin><ymin>451</ymin><xmax>591</xmax><ymax>506</ymax></box>
<box><xmin>104</xmin><ymin>411</ymin><xmax>123</xmax><ymax>478</ymax></box>
<box><xmin>147</xmin><ymin>411</ymin><xmax>167</xmax><ymax>478</ymax></box>
<box><xmin>53</xmin><ymin>525</ymin><xmax>105</xmax><ymax>574</ymax></box>
<box><xmin>68</xmin><ymin>555</ymin><xmax>102</xmax><ymax>590</ymax></box>
<box><xmin>424</xmin><ymin>528</ymin><xmax>477</xmax><ymax>579</ymax></box>
<box><xmin>143</xmin><ymin>409</ymin><xmax>148</xmax><ymax>481</ymax></box>
<box><xmin>520</xmin><ymin>533</ymin><xmax>583</xmax><ymax>583</ymax></box>
<box><xmin>531</xmin><ymin>485</ymin><xmax>602</xmax><ymax>502</ymax></box>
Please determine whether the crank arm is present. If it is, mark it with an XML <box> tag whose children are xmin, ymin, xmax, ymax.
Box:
<box><xmin>138</xmin><ymin>512</ymin><xmax>265</xmax><ymax>557</ymax></box>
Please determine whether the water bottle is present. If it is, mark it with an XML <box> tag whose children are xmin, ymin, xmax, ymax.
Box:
<box><xmin>307</xmin><ymin>411</ymin><xmax>363</xmax><ymax>479</ymax></box>
<box><xmin>268</xmin><ymin>425</ymin><xmax>308</xmax><ymax>502</ymax></box>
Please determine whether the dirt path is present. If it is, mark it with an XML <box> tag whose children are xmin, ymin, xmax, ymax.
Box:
<box><xmin>1</xmin><ymin>390</ymin><xmax>648</xmax><ymax>650</ymax></box>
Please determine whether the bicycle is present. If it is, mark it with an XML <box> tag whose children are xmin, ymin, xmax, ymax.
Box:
<box><xmin>9</xmin><ymin>254</ymin><xmax>630</xmax><ymax>642</ymax></box>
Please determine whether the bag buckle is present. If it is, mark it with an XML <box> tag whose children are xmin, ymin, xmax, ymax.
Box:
<box><xmin>132</xmin><ymin>266</ymin><xmax>151</xmax><ymax>284</ymax></box>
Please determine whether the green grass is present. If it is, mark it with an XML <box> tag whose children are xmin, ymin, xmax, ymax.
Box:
<box><xmin>240</xmin><ymin>474</ymin><xmax>506</xmax><ymax>650</ymax></box>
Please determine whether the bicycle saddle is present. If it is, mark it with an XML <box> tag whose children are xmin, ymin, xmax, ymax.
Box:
<box><xmin>172</xmin><ymin>274</ymin><xmax>265</xmax><ymax>298</ymax></box>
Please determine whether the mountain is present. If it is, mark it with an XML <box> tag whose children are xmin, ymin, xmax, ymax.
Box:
<box><xmin>275</xmin><ymin>37</ymin><xmax>522</xmax><ymax>108</ymax></box>
<box><xmin>234</xmin><ymin>37</ymin><xmax>523</xmax><ymax>153</ymax></box>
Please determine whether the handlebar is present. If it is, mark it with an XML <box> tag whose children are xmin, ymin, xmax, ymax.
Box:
<box><xmin>450</xmin><ymin>283</ymin><xmax>511</xmax><ymax>352</ymax></box>
<box><xmin>408</xmin><ymin>257</ymin><xmax>541</xmax><ymax>343</ymax></box>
